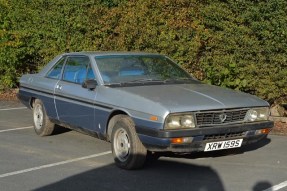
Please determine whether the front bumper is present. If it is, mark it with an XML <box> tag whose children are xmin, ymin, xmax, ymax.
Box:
<box><xmin>137</xmin><ymin>121</ymin><xmax>273</xmax><ymax>152</ymax></box>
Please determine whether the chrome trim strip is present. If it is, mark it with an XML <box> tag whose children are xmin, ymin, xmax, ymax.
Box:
<box><xmin>20</xmin><ymin>85</ymin><xmax>113</xmax><ymax>110</ymax></box>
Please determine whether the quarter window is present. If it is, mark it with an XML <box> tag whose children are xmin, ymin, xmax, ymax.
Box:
<box><xmin>46</xmin><ymin>57</ymin><xmax>66</xmax><ymax>79</ymax></box>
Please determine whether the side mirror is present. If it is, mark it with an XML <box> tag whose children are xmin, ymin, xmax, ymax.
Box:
<box><xmin>82</xmin><ymin>79</ymin><xmax>98</xmax><ymax>90</ymax></box>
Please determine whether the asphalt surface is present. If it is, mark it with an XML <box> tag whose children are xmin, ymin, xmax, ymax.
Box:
<box><xmin>0</xmin><ymin>101</ymin><xmax>286</xmax><ymax>191</ymax></box>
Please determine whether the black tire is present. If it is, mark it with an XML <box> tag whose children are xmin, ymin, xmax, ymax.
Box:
<box><xmin>111</xmin><ymin>115</ymin><xmax>147</xmax><ymax>170</ymax></box>
<box><xmin>32</xmin><ymin>99</ymin><xmax>55</xmax><ymax>136</ymax></box>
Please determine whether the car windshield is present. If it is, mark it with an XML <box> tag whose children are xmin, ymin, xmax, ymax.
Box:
<box><xmin>94</xmin><ymin>55</ymin><xmax>196</xmax><ymax>86</ymax></box>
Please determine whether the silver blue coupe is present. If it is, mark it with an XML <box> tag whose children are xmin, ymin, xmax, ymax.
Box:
<box><xmin>18</xmin><ymin>52</ymin><xmax>274</xmax><ymax>169</ymax></box>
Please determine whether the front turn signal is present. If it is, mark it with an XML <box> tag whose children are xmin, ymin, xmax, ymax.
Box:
<box><xmin>256</xmin><ymin>128</ymin><xmax>272</xmax><ymax>135</ymax></box>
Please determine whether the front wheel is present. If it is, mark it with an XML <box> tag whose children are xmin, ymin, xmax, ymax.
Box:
<box><xmin>33</xmin><ymin>99</ymin><xmax>55</xmax><ymax>136</ymax></box>
<box><xmin>111</xmin><ymin>115</ymin><xmax>147</xmax><ymax>170</ymax></box>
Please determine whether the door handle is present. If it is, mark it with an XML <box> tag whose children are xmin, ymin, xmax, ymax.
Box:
<box><xmin>56</xmin><ymin>84</ymin><xmax>62</xmax><ymax>90</ymax></box>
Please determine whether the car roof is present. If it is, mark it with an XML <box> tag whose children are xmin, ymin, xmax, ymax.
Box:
<box><xmin>63</xmin><ymin>51</ymin><xmax>162</xmax><ymax>57</ymax></box>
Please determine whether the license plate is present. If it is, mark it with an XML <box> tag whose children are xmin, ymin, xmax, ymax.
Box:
<box><xmin>204</xmin><ymin>139</ymin><xmax>243</xmax><ymax>152</ymax></box>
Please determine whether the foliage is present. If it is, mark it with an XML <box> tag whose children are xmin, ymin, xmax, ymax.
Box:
<box><xmin>198</xmin><ymin>0</ymin><xmax>287</xmax><ymax>102</ymax></box>
<box><xmin>0</xmin><ymin>0</ymin><xmax>286</xmax><ymax>102</ymax></box>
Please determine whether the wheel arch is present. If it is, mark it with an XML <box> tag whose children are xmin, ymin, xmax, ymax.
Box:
<box><xmin>30</xmin><ymin>97</ymin><xmax>37</xmax><ymax>108</ymax></box>
<box><xmin>106</xmin><ymin>110</ymin><xmax>130</xmax><ymax>142</ymax></box>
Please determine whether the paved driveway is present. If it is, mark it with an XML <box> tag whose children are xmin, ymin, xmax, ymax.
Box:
<box><xmin>0</xmin><ymin>101</ymin><xmax>286</xmax><ymax>191</ymax></box>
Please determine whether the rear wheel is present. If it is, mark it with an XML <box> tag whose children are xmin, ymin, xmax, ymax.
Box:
<box><xmin>33</xmin><ymin>99</ymin><xmax>55</xmax><ymax>136</ymax></box>
<box><xmin>111</xmin><ymin>115</ymin><xmax>147</xmax><ymax>170</ymax></box>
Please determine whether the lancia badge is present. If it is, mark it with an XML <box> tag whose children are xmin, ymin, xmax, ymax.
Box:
<box><xmin>219</xmin><ymin>113</ymin><xmax>227</xmax><ymax>123</ymax></box>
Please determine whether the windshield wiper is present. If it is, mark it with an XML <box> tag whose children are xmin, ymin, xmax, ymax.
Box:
<box><xmin>104</xmin><ymin>83</ymin><xmax>123</xmax><ymax>87</ymax></box>
<box><xmin>104</xmin><ymin>79</ymin><xmax>165</xmax><ymax>87</ymax></box>
<box><xmin>163</xmin><ymin>77</ymin><xmax>198</xmax><ymax>83</ymax></box>
<box><xmin>104</xmin><ymin>78</ymin><xmax>198</xmax><ymax>87</ymax></box>
<box><xmin>127</xmin><ymin>78</ymin><xmax>164</xmax><ymax>83</ymax></box>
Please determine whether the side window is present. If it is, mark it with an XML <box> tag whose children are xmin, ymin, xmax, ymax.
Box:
<box><xmin>62</xmin><ymin>56</ymin><xmax>96</xmax><ymax>84</ymax></box>
<box><xmin>46</xmin><ymin>57</ymin><xmax>66</xmax><ymax>79</ymax></box>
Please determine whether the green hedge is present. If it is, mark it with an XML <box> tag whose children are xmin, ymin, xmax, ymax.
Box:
<box><xmin>0</xmin><ymin>0</ymin><xmax>286</xmax><ymax>103</ymax></box>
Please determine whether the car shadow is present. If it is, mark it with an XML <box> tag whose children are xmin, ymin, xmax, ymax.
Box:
<box><xmin>253</xmin><ymin>181</ymin><xmax>273</xmax><ymax>191</ymax></box>
<box><xmin>51</xmin><ymin>125</ymin><xmax>71</xmax><ymax>136</ymax></box>
<box><xmin>33</xmin><ymin>159</ymin><xmax>225</xmax><ymax>191</ymax></box>
<box><xmin>31</xmin><ymin>139</ymin><xmax>272</xmax><ymax>191</ymax></box>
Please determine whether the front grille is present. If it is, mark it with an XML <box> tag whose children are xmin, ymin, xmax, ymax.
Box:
<box><xmin>196</xmin><ymin>109</ymin><xmax>248</xmax><ymax>127</ymax></box>
<box><xmin>204</xmin><ymin>131</ymin><xmax>246</xmax><ymax>141</ymax></box>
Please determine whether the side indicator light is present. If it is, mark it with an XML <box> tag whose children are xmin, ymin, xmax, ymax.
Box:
<box><xmin>150</xmin><ymin>116</ymin><xmax>158</xmax><ymax>121</ymax></box>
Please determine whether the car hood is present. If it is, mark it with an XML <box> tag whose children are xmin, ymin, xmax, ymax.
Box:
<box><xmin>113</xmin><ymin>83</ymin><xmax>269</xmax><ymax>113</ymax></box>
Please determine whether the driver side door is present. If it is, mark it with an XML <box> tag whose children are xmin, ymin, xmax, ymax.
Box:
<box><xmin>54</xmin><ymin>55</ymin><xmax>98</xmax><ymax>131</ymax></box>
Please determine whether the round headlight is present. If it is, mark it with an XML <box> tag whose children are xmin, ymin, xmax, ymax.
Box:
<box><xmin>246</xmin><ymin>109</ymin><xmax>258</xmax><ymax>121</ymax></box>
<box><xmin>180</xmin><ymin>115</ymin><xmax>195</xmax><ymax>128</ymax></box>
